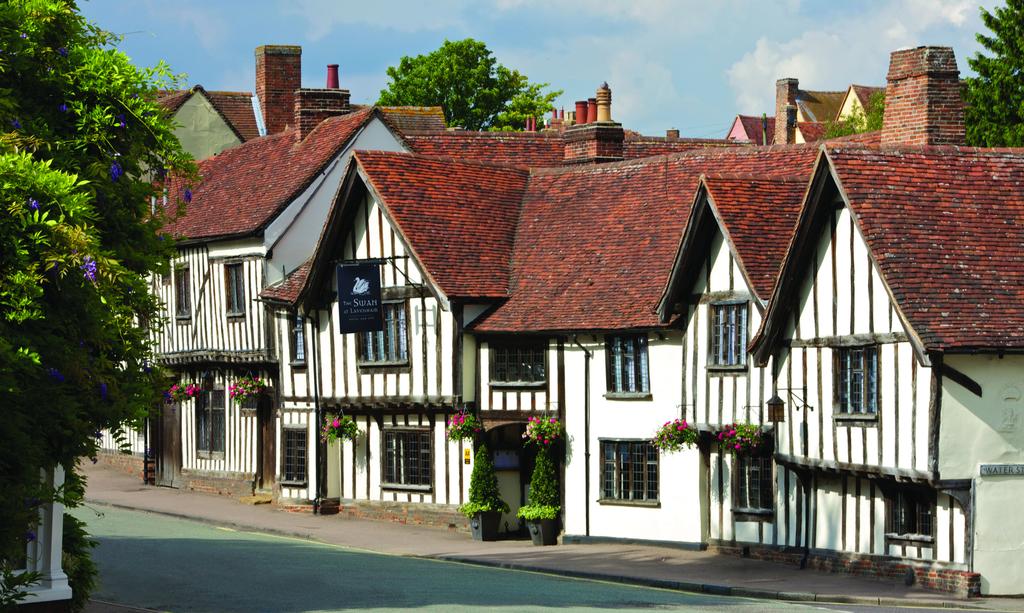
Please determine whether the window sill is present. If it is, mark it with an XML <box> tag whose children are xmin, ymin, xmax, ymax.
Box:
<box><xmin>381</xmin><ymin>484</ymin><xmax>432</xmax><ymax>493</ymax></box>
<box><xmin>226</xmin><ymin>312</ymin><xmax>246</xmax><ymax>320</ymax></box>
<box><xmin>280</xmin><ymin>480</ymin><xmax>308</xmax><ymax>488</ymax></box>
<box><xmin>490</xmin><ymin>381</ymin><xmax>546</xmax><ymax>390</ymax></box>
<box><xmin>834</xmin><ymin>413</ymin><xmax>878</xmax><ymax>425</ymax></box>
<box><xmin>196</xmin><ymin>452</ymin><xmax>224</xmax><ymax>461</ymax></box>
<box><xmin>885</xmin><ymin>533</ymin><xmax>934</xmax><ymax>546</ymax></box>
<box><xmin>175</xmin><ymin>316</ymin><xmax>192</xmax><ymax>324</ymax></box>
<box><xmin>357</xmin><ymin>362</ymin><xmax>411</xmax><ymax>374</ymax></box>
<box><xmin>597</xmin><ymin>498</ymin><xmax>660</xmax><ymax>508</ymax></box>
<box><xmin>732</xmin><ymin>508</ymin><xmax>774</xmax><ymax>522</ymax></box>
<box><xmin>707</xmin><ymin>364</ymin><xmax>748</xmax><ymax>375</ymax></box>
<box><xmin>604</xmin><ymin>392</ymin><xmax>653</xmax><ymax>401</ymax></box>
<box><xmin>290</xmin><ymin>361</ymin><xmax>307</xmax><ymax>369</ymax></box>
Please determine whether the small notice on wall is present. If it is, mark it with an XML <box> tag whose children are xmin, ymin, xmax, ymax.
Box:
<box><xmin>463</xmin><ymin>448</ymin><xmax>471</xmax><ymax>465</ymax></box>
<box><xmin>980</xmin><ymin>464</ymin><xmax>1024</xmax><ymax>476</ymax></box>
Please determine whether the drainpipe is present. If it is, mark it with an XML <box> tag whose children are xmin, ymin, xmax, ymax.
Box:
<box><xmin>572</xmin><ymin>335</ymin><xmax>592</xmax><ymax>536</ymax></box>
<box><xmin>311</xmin><ymin>310</ymin><xmax>324</xmax><ymax>514</ymax></box>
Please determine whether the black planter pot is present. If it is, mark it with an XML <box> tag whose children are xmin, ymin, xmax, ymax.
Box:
<box><xmin>470</xmin><ymin>511</ymin><xmax>501</xmax><ymax>541</ymax></box>
<box><xmin>527</xmin><ymin>518</ymin><xmax>559</xmax><ymax>546</ymax></box>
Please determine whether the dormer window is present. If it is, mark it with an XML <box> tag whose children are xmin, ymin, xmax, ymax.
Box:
<box><xmin>834</xmin><ymin>345</ymin><xmax>879</xmax><ymax>414</ymax></box>
<box><xmin>710</xmin><ymin>302</ymin><xmax>748</xmax><ymax>368</ymax></box>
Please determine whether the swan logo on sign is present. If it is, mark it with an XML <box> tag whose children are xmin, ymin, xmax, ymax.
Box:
<box><xmin>337</xmin><ymin>263</ymin><xmax>382</xmax><ymax>333</ymax></box>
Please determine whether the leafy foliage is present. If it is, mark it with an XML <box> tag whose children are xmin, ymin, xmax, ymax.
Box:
<box><xmin>0</xmin><ymin>0</ymin><xmax>193</xmax><ymax>600</ymax></box>
<box><xmin>517</xmin><ymin>446</ymin><xmax>559</xmax><ymax>521</ymax></box>
<box><xmin>652</xmin><ymin>418</ymin><xmax>698</xmax><ymax>453</ymax></box>
<box><xmin>446</xmin><ymin>409</ymin><xmax>482</xmax><ymax>442</ymax></box>
<box><xmin>965</xmin><ymin>0</ymin><xmax>1024</xmax><ymax>146</ymax></box>
<box><xmin>823</xmin><ymin>91</ymin><xmax>885</xmax><ymax>139</ymax></box>
<box><xmin>716</xmin><ymin>423</ymin><xmax>769</xmax><ymax>454</ymax></box>
<box><xmin>320</xmin><ymin>415</ymin><xmax>361</xmax><ymax>444</ymax></box>
<box><xmin>523</xmin><ymin>415</ymin><xmax>563</xmax><ymax>447</ymax></box>
<box><xmin>61</xmin><ymin>513</ymin><xmax>97</xmax><ymax>612</ymax></box>
<box><xmin>460</xmin><ymin>444</ymin><xmax>509</xmax><ymax>517</ymax></box>
<box><xmin>377</xmin><ymin>38</ymin><xmax>561</xmax><ymax>131</ymax></box>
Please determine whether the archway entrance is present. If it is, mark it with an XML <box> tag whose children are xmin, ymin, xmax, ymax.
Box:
<box><xmin>483</xmin><ymin>422</ymin><xmax>534</xmax><ymax>537</ymax></box>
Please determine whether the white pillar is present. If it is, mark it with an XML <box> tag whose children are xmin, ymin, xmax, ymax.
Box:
<box><xmin>21</xmin><ymin>466</ymin><xmax>73</xmax><ymax>604</ymax></box>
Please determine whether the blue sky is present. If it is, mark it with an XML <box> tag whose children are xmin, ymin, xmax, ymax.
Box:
<box><xmin>80</xmin><ymin>0</ymin><xmax>993</xmax><ymax>137</ymax></box>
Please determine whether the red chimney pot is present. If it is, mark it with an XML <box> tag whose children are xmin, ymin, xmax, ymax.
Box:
<box><xmin>326</xmin><ymin>64</ymin><xmax>339</xmax><ymax>89</ymax></box>
<box><xmin>587</xmin><ymin>98</ymin><xmax>597</xmax><ymax>124</ymax></box>
<box><xmin>575</xmin><ymin>100</ymin><xmax>587</xmax><ymax>124</ymax></box>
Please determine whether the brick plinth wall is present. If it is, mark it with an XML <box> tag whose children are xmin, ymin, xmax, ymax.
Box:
<box><xmin>256</xmin><ymin>45</ymin><xmax>301</xmax><ymax>135</ymax></box>
<box><xmin>294</xmin><ymin>88</ymin><xmax>351</xmax><ymax>140</ymax></box>
<box><xmin>881</xmin><ymin>46</ymin><xmax>965</xmax><ymax>146</ymax></box>
<box><xmin>563</xmin><ymin>122</ymin><xmax>625</xmax><ymax>164</ymax></box>
<box><xmin>95</xmin><ymin>450</ymin><xmax>145</xmax><ymax>479</ymax></box>
<box><xmin>180</xmin><ymin>469</ymin><xmax>254</xmax><ymax>498</ymax></box>
<box><xmin>301</xmin><ymin>498</ymin><xmax>469</xmax><ymax>531</ymax></box>
<box><xmin>709</xmin><ymin>541</ymin><xmax>980</xmax><ymax>597</ymax></box>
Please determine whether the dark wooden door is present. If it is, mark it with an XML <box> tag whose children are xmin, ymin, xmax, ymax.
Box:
<box><xmin>156</xmin><ymin>402</ymin><xmax>181</xmax><ymax>487</ymax></box>
<box><xmin>257</xmin><ymin>396</ymin><xmax>275</xmax><ymax>491</ymax></box>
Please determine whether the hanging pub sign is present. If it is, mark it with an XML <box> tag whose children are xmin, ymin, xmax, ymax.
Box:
<box><xmin>336</xmin><ymin>262</ymin><xmax>383</xmax><ymax>333</ymax></box>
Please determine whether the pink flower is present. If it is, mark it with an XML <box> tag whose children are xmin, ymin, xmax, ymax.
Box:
<box><xmin>718</xmin><ymin>433</ymin><xmax>724</xmax><ymax>440</ymax></box>
<box><xmin>677</xmin><ymin>425</ymin><xmax>684</xmax><ymax>431</ymax></box>
<box><xmin>735</xmin><ymin>444</ymin><xmax>741</xmax><ymax>450</ymax></box>
<box><xmin>549</xmin><ymin>418</ymin><xmax>556</xmax><ymax>424</ymax></box>
<box><xmin>332</xmin><ymin>418</ymin><xmax>340</xmax><ymax>428</ymax></box>
<box><xmin>729</xmin><ymin>429</ymin><xmax>736</xmax><ymax>436</ymax></box>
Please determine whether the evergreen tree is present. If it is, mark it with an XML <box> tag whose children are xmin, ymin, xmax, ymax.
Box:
<box><xmin>460</xmin><ymin>444</ymin><xmax>509</xmax><ymax>516</ymax></box>
<box><xmin>965</xmin><ymin>0</ymin><xmax>1024</xmax><ymax>146</ymax></box>
<box><xmin>517</xmin><ymin>446</ymin><xmax>559</xmax><ymax>521</ymax></box>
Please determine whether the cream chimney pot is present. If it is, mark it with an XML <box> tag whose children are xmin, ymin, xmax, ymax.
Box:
<box><xmin>596</xmin><ymin>82</ymin><xmax>612</xmax><ymax>122</ymax></box>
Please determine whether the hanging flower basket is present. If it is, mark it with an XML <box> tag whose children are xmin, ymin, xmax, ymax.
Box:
<box><xmin>716</xmin><ymin>423</ymin><xmax>767</xmax><ymax>454</ymax></box>
<box><xmin>652</xmin><ymin>418</ymin><xmax>698</xmax><ymax>452</ymax></box>
<box><xmin>321</xmin><ymin>415</ymin><xmax>361</xmax><ymax>443</ymax></box>
<box><xmin>164</xmin><ymin>383</ymin><xmax>199</xmax><ymax>404</ymax></box>
<box><xmin>446</xmin><ymin>410</ymin><xmax>482</xmax><ymax>442</ymax></box>
<box><xmin>523</xmin><ymin>415</ymin><xmax>563</xmax><ymax>447</ymax></box>
<box><xmin>229</xmin><ymin>376</ymin><xmax>268</xmax><ymax>405</ymax></box>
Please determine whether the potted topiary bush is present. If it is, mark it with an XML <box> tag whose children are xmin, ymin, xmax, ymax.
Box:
<box><xmin>517</xmin><ymin>445</ymin><xmax>560</xmax><ymax>546</ymax></box>
<box><xmin>459</xmin><ymin>444</ymin><xmax>509</xmax><ymax>541</ymax></box>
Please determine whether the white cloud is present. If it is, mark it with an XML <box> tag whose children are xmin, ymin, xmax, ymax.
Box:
<box><xmin>726</xmin><ymin>0</ymin><xmax>984</xmax><ymax>114</ymax></box>
<box><xmin>150</xmin><ymin>2</ymin><xmax>229</xmax><ymax>53</ymax></box>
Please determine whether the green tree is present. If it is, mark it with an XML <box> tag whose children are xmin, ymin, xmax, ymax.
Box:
<box><xmin>459</xmin><ymin>444</ymin><xmax>509</xmax><ymax>517</ymax></box>
<box><xmin>0</xmin><ymin>0</ymin><xmax>193</xmax><ymax>604</ymax></box>
<box><xmin>517</xmin><ymin>446</ymin><xmax>559</xmax><ymax>521</ymax></box>
<box><xmin>823</xmin><ymin>91</ymin><xmax>885</xmax><ymax>139</ymax></box>
<box><xmin>377</xmin><ymin>38</ymin><xmax>561</xmax><ymax>131</ymax></box>
<box><xmin>965</xmin><ymin>0</ymin><xmax>1024</xmax><ymax>146</ymax></box>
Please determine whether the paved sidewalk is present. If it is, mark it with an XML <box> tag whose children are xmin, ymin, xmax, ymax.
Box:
<box><xmin>81</xmin><ymin>463</ymin><xmax>1023</xmax><ymax>611</ymax></box>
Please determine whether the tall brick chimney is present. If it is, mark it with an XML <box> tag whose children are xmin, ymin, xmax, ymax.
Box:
<box><xmin>881</xmin><ymin>46</ymin><xmax>965</xmax><ymax>146</ymax></box>
<box><xmin>294</xmin><ymin>65</ymin><xmax>351</xmax><ymax>140</ymax></box>
<box><xmin>774</xmin><ymin>78</ymin><xmax>799</xmax><ymax>145</ymax></box>
<box><xmin>564</xmin><ymin>83</ymin><xmax>623</xmax><ymax>165</ymax></box>
<box><xmin>256</xmin><ymin>45</ymin><xmax>301</xmax><ymax>135</ymax></box>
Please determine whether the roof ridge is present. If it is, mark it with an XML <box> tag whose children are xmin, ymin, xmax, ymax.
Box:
<box><xmin>355</xmin><ymin>149</ymin><xmax>532</xmax><ymax>174</ymax></box>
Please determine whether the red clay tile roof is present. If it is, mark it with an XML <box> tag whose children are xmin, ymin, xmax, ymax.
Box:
<box><xmin>472</xmin><ymin>146</ymin><xmax>821</xmax><ymax>332</ymax></box>
<box><xmin>261</xmin><ymin>259</ymin><xmax>311</xmax><ymax>304</ymax></box>
<box><xmin>157</xmin><ymin>86</ymin><xmax>260</xmax><ymax>142</ymax></box>
<box><xmin>164</xmin><ymin>107</ymin><xmax>375</xmax><ymax>241</ymax></box>
<box><xmin>798</xmin><ymin>122</ymin><xmax>826</xmax><ymax>143</ymax></box>
<box><xmin>828</xmin><ymin>146</ymin><xmax>1024</xmax><ymax>350</ymax></box>
<box><xmin>379</xmin><ymin>107</ymin><xmax>446</xmax><ymax>132</ymax></box>
<box><xmin>205</xmin><ymin>90</ymin><xmax>260</xmax><ymax>141</ymax></box>
<box><xmin>356</xmin><ymin>151</ymin><xmax>530</xmax><ymax>298</ymax></box>
<box><xmin>703</xmin><ymin>175</ymin><xmax>810</xmax><ymax>300</ymax></box>
<box><xmin>624</xmin><ymin>136</ymin><xmax>745</xmax><ymax>158</ymax></box>
<box><xmin>733</xmin><ymin>115</ymin><xmax>776</xmax><ymax>145</ymax></box>
<box><xmin>404</xmin><ymin>131</ymin><xmax>566</xmax><ymax>168</ymax></box>
<box><xmin>851</xmin><ymin>85</ymin><xmax>885</xmax><ymax>111</ymax></box>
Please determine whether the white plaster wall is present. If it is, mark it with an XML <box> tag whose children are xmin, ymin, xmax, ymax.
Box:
<box><xmin>173</xmin><ymin>94</ymin><xmax>242</xmax><ymax>161</ymax></box>
<box><xmin>265</xmin><ymin>119</ymin><xmax>406</xmax><ymax>285</ymax></box>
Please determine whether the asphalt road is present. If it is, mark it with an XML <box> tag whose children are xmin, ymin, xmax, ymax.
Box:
<box><xmin>71</xmin><ymin>506</ymin><xmax>986</xmax><ymax>613</ymax></box>
<box><xmin>69</xmin><ymin>506</ymin><xmax>820</xmax><ymax>612</ymax></box>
